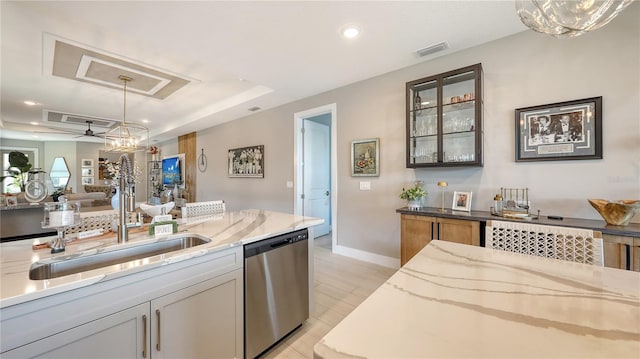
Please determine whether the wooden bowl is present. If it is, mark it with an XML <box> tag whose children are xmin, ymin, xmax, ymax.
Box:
<box><xmin>588</xmin><ymin>199</ymin><xmax>640</xmax><ymax>226</ymax></box>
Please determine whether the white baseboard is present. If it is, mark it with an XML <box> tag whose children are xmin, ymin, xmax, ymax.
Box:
<box><xmin>333</xmin><ymin>244</ymin><xmax>400</xmax><ymax>269</ymax></box>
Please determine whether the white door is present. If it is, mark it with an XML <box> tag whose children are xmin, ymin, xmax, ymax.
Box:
<box><xmin>303</xmin><ymin>119</ymin><xmax>331</xmax><ymax>236</ymax></box>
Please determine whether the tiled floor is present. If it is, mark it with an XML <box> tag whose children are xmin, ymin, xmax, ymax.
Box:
<box><xmin>261</xmin><ymin>234</ymin><xmax>397</xmax><ymax>358</ymax></box>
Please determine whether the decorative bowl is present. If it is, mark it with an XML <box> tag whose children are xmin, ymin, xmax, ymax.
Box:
<box><xmin>588</xmin><ymin>199</ymin><xmax>640</xmax><ymax>226</ymax></box>
<box><xmin>140</xmin><ymin>201</ymin><xmax>175</xmax><ymax>218</ymax></box>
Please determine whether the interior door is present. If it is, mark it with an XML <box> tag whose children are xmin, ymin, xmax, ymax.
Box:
<box><xmin>303</xmin><ymin>119</ymin><xmax>331</xmax><ymax>236</ymax></box>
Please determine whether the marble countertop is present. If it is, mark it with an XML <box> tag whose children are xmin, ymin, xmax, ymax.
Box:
<box><xmin>0</xmin><ymin>209</ymin><xmax>323</xmax><ymax>308</ymax></box>
<box><xmin>314</xmin><ymin>240</ymin><xmax>640</xmax><ymax>358</ymax></box>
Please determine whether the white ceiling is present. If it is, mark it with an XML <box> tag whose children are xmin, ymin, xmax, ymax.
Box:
<box><xmin>0</xmin><ymin>1</ymin><xmax>527</xmax><ymax>144</ymax></box>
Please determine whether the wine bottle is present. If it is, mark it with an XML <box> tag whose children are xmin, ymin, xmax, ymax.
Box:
<box><xmin>414</xmin><ymin>90</ymin><xmax>422</xmax><ymax>110</ymax></box>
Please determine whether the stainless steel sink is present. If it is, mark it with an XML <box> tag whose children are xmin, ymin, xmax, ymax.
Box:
<box><xmin>29</xmin><ymin>234</ymin><xmax>211</xmax><ymax>280</ymax></box>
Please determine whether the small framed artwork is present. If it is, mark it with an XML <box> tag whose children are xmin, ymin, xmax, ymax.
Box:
<box><xmin>228</xmin><ymin>145</ymin><xmax>264</xmax><ymax>178</ymax></box>
<box><xmin>452</xmin><ymin>191</ymin><xmax>472</xmax><ymax>212</ymax></box>
<box><xmin>515</xmin><ymin>97</ymin><xmax>602</xmax><ymax>162</ymax></box>
<box><xmin>5</xmin><ymin>195</ymin><xmax>18</xmax><ymax>206</ymax></box>
<box><xmin>82</xmin><ymin>176</ymin><xmax>94</xmax><ymax>185</ymax></box>
<box><xmin>81</xmin><ymin>168</ymin><xmax>93</xmax><ymax>177</ymax></box>
<box><xmin>351</xmin><ymin>138</ymin><xmax>380</xmax><ymax>177</ymax></box>
<box><xmin>81</xmin><ymin>159</ymin><xmax>94</xmax><ymax>167</ymax></box>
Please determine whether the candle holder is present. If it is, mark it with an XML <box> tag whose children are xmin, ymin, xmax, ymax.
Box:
<box><xmin>437</xmin><ymin>181</ymin><xmax>448</xmax><ymax>212</ymax></box>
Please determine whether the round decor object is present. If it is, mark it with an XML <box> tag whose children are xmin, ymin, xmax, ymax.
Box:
<box><xmin>24</xmin><ymin>179</ymin><xmax>48</xmax><ymax>203</ymax></box>
<box><xmin>198</xmin><ymin>148</ymin><xmax>207</xmax><ymax>172</ymax></box>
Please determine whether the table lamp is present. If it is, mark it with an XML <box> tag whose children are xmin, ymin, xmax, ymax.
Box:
<box><xmin>437</xmin><ymin>181</ymin><xmax>448</xmax><ymax>212</ymax></box>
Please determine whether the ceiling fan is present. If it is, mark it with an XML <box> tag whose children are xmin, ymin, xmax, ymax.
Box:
<box><xmin>38</xmin><ymin>120</ymin><xmax>107</xmax><ymax>139</ymax></box>
<box><xmin>73</xmin><ymin>120</ymin><xmax>105</xmax><ymax>138</ymax></box>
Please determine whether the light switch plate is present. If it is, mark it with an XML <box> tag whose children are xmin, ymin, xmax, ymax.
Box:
<box><xmin>286</xmin><ymin>181</ymin><xmax>293</xmax><ymax>188</ymax></box>
<box><xmin>359</xmin><ymin>181</ymin><xmax>371</xmax><ymax>190</ymax></box>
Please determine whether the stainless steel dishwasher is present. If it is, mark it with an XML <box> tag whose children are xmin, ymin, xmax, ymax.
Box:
<box><xmin>244</xmin><ymin>229</ymin><xmax>309</xmax><ymax>359</ymax></box>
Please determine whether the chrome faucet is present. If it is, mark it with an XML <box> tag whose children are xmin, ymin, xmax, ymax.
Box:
<box><xmin>116</xmin><ymin>153</ymin><xmax>137</xmax><ymax>244</ymax></box>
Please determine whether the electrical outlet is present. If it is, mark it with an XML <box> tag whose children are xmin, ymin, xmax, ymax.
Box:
<box><xmin>359</xmin><ymin>181</ymin><xmax>371</xmax><ymax>191</ymax></box>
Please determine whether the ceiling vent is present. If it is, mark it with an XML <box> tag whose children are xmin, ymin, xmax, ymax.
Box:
<box><xmin>248</xmin><ymin>106</ymin><xmax>262</xmax><ymax>112</ymax></box>
<box><xmin>415</xmin><ymin>41</ymin><xmax>449</xmax><ymax>57</ymax></box>
<box><xmin>43</xmin><ymin>110</ymin><xmax>117</xmax><ymax>128</ymax></box>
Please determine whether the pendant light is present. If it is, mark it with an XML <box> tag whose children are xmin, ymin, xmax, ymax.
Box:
<box><xmin>515</xmin><ymin>0</ymin><xmax>633</xmax><ymax>38</ymax></box>
<box><xmin>104</xmin><ymin>75</ymin><xmax>149</xmax><ymax>153</ymax></box>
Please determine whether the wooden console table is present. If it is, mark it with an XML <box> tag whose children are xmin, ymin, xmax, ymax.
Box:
<box><xmin>397</xmin><ymin>207</ymin><xmax>640</xmax><ymax>271</ymax></box>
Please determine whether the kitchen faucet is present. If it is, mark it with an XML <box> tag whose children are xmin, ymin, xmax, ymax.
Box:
<box><xmin>116</xmin><ymin>153</ymin><xmax>140</xmax><ymax>243</ymax></box>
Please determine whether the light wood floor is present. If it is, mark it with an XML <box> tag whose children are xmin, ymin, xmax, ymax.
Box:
<box><xmin>261</xmin><ymin>234</ymin><xmax>397</xmax><ymax>358</ymax></box>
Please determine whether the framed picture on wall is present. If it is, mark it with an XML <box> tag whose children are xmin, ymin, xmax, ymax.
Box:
<box><xmin>82</xmin><ymin>176</ymin><xmax>94</xmax><ymax>185</ymax></box>
<box><xmin>81</xmin><ymin>159</ymin><xmax>94</xmax><ymax>167</ymax></box>
<box><xmin>452</xmin><ymin>191</ymin><xmax>472</xmax><ymax>212</ymax></box>
<box><xmin>228</xmin><ymin>145</ymin><xmax>264</xmax><ymax>178</ymax></box>
<box><xmin>81</xmin><ymin>168</ymin><xmax>93</xmax><ymax>177</ymax></box>
<box><xmin>351</xmin><ymin>138</ymin><xmax>380</xmax><ymax>177</ymax></box>
<box><xmin>515</xmin><ymin>97</ymin><xmax>602</xmax><ymax>162</ymax></box>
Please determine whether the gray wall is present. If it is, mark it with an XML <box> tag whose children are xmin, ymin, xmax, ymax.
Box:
<box><xmin>178</xmin><ymin>5</ymin><xmax>640</xmax><ymax>261</ymax></box>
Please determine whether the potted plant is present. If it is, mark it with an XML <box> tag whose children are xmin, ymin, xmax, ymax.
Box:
<box><xmin>0</xmin><ymin>151</ymin><xmax>32</xmax><ymax>193</ymax></box>
<box><xmin>400</xmin><ymin>183</ymin><xmax>427</xmax><ymax>210</ymax></box>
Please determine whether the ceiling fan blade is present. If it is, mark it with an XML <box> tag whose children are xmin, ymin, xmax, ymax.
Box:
<box><xmin>44</xmin><ymin>126</ymin><xmax>80</xmax><ymax>134</ymax></box>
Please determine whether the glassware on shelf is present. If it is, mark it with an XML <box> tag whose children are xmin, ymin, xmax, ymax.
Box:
<box><xmin>406</xmin><ymin>64</ymin><xmax>482</xmax><ymax>168</ymax></box>
<box><xmin>42</xmin><ymin>198</ymin><xmax>80</xmax><ymax>253</ymax></box>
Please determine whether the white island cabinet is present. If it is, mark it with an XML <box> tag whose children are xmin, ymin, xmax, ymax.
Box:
<box><xmin>2</xmin><ymin>246</ymin><xmax>243</xmax><ymax>358</ymax></box>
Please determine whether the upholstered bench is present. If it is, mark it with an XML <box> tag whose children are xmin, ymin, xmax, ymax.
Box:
<box><xmin>84</xmin><ymin>185</ymin><xmax>114</xmax><ymax>198</ymax></box>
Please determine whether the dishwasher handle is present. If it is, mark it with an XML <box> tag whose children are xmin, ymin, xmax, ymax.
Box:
<box><xmin>244</xmin><ymin>229</ymin><xmax>308</xmax><ymax>258</ymax></box>
<box><xmin>270</xmin><ymin>239</ymin><xmax>291</xmax><ymax>249</ymax></box>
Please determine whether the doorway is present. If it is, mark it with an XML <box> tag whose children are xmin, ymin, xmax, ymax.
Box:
<box><xmin>294</xmin><ymin>104</ymin><xmax>337</xmax><ymax>248</ymax></box>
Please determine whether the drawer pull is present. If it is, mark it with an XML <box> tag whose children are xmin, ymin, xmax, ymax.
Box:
<box><xmin>156</xmin><ymin>309</ymin><xmax>161</xmax><ymax>351</ymax></box>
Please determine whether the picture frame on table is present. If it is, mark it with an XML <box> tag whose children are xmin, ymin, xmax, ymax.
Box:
<box><xmin>351</xmin><ymin>138</ymin><xmax>380</xmax><ymax>177</ymax></box>
<box><xmin>82</xmin><ymin>176</ymin><xmax>94</xmax><ymax>185</ymax></box>
<box><xmin>81</xmin><ymin>159</ymin><xmax>94</xmax><ymax>167</ymax></box>
<box><xmin>452</xmin><ymin>191</ymin><xmax>472</xmax><ymax>212</ymax></box>
<box><xmin>81</xmin><ymin>168</ymin><xmax>93</xmax><ymax>177</ymax></box>
<box><xmin>228</xmin><ymin>145</ymin><xmax>264</xmax><ymax>178</ymax></box>
<box><xmin>515</xmin><ymin>97</ymin><xmax>602</xmax><ymax>162</ymax></box>
<box><xmin>5</xmin><ymin>195</ymin><xmax>18</xmax><ymax>206</ymax></box>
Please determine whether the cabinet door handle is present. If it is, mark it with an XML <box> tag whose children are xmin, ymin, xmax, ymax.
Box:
<box><xmin>156</xmin><ymin>309</ymin><xmax>161</xmax><ymax>351</ymax></box>
<box><xmin>142</xmin><ymin>315</ymin><xmax>147</xmax><ymax>358</ymax></box>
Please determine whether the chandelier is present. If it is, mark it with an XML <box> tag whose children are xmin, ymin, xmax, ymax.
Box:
<box><xmin>515</xmin><ymin>0</ymin><xmax>633</xmax><ymax>38</ymax></box>
<box><xmin>104</xmin><ymin>75</ymin><xmax>149</xmax><ymax>153</ymax></box>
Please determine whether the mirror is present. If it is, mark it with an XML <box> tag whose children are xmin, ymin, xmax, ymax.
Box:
<box><xmin>50</xmin><ymin>157</ymin><xmax>70</xmax><ymax>190</ymax></box>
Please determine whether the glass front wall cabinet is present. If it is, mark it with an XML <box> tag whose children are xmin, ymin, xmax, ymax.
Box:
<box><xmin>406</xmin><ymin>63</ymin><xmax>483</xmax><ymax>168</ymax></box>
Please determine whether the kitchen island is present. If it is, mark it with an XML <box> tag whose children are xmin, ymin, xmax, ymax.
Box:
<box><xmin>314</xmin><ymin>240</ymin><xmax>640</xmax><ymax>358</ymax></box>
<box><xmin>1</xmin><ymin>209</ymin><xmax>322</xmax><ymax>357</ymax></box>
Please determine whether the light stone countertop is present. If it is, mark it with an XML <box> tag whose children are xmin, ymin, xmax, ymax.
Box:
<box><xmin>0</xmin><ymin>209</ymin><xmax>323</xmax><ymax>308</ymax></box>
<box><xmin>314</xmin><ymin>240</ymin><xmax>640</xmax><ymax>358</ymax></box>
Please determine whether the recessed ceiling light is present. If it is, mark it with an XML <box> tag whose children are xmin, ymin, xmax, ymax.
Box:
<box><xmin>342</xmin><ymin>25</ymin><xmax>360</xmax><ymax>39</ymax></box>
<box><xmin>30</xmin><ymin>121</ymin><xmax>39</xmax><ymax>126</ymax></box>
<box><xmin>24</xmin><ymin>100</ymin><xmax>38</xmax><ymax>106</ymax></box>
<box><xmin>141</xmin><ymin>119</ymin><xmax>149</xmax><ymax>124</ymax></box>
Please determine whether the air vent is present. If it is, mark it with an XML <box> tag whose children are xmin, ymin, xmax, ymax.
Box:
<box><xmin>44</xmin><ymin>110</ymin><xmax>117</xmax><ymax>128</ymax></box>
<box><xmin>415</xmin><ymin>41</ymin><xmax>449</xmax><ymax>57</ymax></box>
<box><xmin>248</xmin><ymin>106</ymin><xmax>261</xmax><ymax>112</ymax></box>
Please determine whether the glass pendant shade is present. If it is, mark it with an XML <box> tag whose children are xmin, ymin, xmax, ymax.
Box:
<box><xmin>516</xmin><ymin>0</ymin><xmax>633</xmax><ymax>38</ymax></box>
